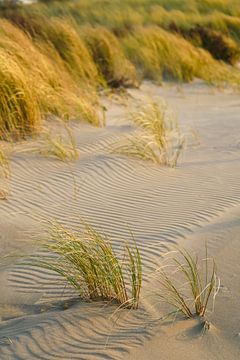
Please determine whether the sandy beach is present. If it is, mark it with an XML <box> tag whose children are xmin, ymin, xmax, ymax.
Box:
<box><xmin>0</xmin><ymin>81</ymin><xmax>240</xmax><ymax>359</ymax></box>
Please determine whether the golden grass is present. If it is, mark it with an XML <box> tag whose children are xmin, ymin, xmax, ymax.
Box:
<box><xmin>114</xmin><ymin>101</ymin><xmax>184</xmax><ymax>167</ymax></box>
<box><xmin>0</xmin><ymin>48</ymin><xmax>41</xmax><ymax>140</ymax></box>
<box><xmin>39</xmin><ymin>124</ymin><xmax>80</xmax><ymax>162</ymax></box>
<box><xmin>156</xmin><ymin>247</ymin><xmax>220</xmax><ymax>319</ymax></box>
<box><xmin>81</xmin><ymin>26</ymin><xmax>137</xmax><ymax>87</ymax></box>
<box><xmin>0</xmin><ymin>19</ymin><xmax>104</xmax><ymax>138</ymax></box>
<box><xmin>38</xmin><ymin>18</ymin><xmax>100</xmax><ymax>85</ymax></box>
<box><xmin>0</xmin><ymin>13</ymin><xmax>100</xmax><ymax>85</ymax></box>
<box><xmin>26</xmin><ymin>221</ymin><xmax>142</xmax><ymax>309</ymax></box>
<box><xmin>0</xmin><ymin>1</ymin><xmax>240</xmax><ymax>139</ymax></box>
<box><xmin>0</xmin><ymin>143</ymin><xmax>11</xmax><ymax>199</ymax></box>
<box><xmin>122</xmin><ymin>26</ymin><xmax>240</xmax><ymax>86</ymax></box>
<box><xmin>0</xmin><ymin>144</ymin><xmax>11</xmax><ymax>179</ymax></box>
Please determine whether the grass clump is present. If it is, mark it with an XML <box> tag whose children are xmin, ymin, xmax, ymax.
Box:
<box><xmin>1</xmin><ymin>12</ymin><xmax>100</xmax><ymax>85</ymax></box>
<box><xmin>0</xmin><ymin>144</ymin><xmax>10</xmax><ymax>179</ymax></box>
<box><xmin>157</xmin><ymin>247</ymin><xmax>220</xmax><ymax>319</ymax></box>
<box><xmin>81</xmin><ymin>26</ymin><xmax>137</xmax><ymax>87</ymax></box>
<box><xmin>0</xmin><ymin>49</ymin><xmax>40</xmax><ymax>140</ymax></box>
<box><xmin>39</xmin><ymin>124</ymin><xmax>80</xmax><ymax>162</ymax></box>
<box><xmin>184</xmin><ymin>26</ymin><xmax>240</xmax><ymax>65</ymax></box>
<box><xmin>114</xmin><ymin>101</ymin><xmax>184</xmax><ymax>167</ymax></box>
<box><xmin>123</xmin><ymin>26</ymin><xmax>240</xmax><ymax>86</ymax></box>
<box><xmin>40</xmin><ymin>19</ymin><xmax>100</xmax><ymax>85</ymax></box>
<box><xmin>26</xmin><ymin>221</ymin><xmax>142</xmax><ymax>309</ymax></box>
<box><xmin>0</xmin><ymin>18</ymin><xmax>104</xmax><ymax>136</ymax></box>
<box><xmin>0</xmin><ymin>143</ymin><xmax>11</xmax><ymax>199</ymax></box>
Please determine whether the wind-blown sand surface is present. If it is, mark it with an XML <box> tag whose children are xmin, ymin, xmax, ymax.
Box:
<box><xmin>0</xmin><ymin>81</ymin><xmax>240</xmax><ymax>359</ymax></box>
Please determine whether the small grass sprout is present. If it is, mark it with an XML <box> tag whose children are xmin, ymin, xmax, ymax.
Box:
<box><xmin>0</xmin><ymin>143</ymin><xmax>11</xmax><ymax>199</ymax></box>
<box><xmin>114</xmin><ymin>101</ymin><xmax>184</xmax><ymax>167</ymax></box>
<box><xmin>39</xmin><ymin>124</ymin><xmax>80</xmax><ymax>162</ymax></box>
<box><xmin>25</xmin><ymin>221</ymin><xmax>142</xmax><ymax>309</ymax></box>
<box><xmin>156</xmin><ymin>247</ymin><xmax>220</xmax><ymax>319</ymax></box>
<box><xmin>0</xmin><ymin>144</ymin><xmax>10</xmax><ymax>179</ymax></box>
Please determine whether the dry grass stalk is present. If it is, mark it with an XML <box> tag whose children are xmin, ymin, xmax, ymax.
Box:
<box><xmin>0</xmin><ymin>142</ymin><xmax>12</xmax><ymax>200</ymax></box>
<box><xmin>39</xmin><ymin>124</ymin><xmax>80</xmax><ymax>162</ymax></box>
<box><xmin>25</xmin><ymin>221</ymin><xmax>142</xmax><ymax>309</ymax></box>
<box><xmin>81</xmin><ymin>26</ymin><xmax>137</xmax><ymax>87</ymax></box>
<box><xmin>114</xmin><ymin>101</ymin><xmax>184</xmax><ymax>167</ymax></box>
<box><xmin>156</xmin><ymin>247</ymin><xmax>220</xmax><ymax>319</ymax></box>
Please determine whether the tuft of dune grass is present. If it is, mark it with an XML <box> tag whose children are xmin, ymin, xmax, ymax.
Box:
<box><xmin>0</xmin><ymin>143</ymin><xmax>11</xmax><ymax>199</ymax></box>
<box><xmin>25</xmin><ymin>221</ymin><xmax>142</xmax><ymax>309</ymax></box>
<box><xmin>114</xmin><ymin>101</ymin><xmax>184</xmax><ymax>167</ymax></box>
<box><xmin>81</xmin><ymin>26</ymin><xmax>138</xmax><ymax>87</ymax></box>
<box><xmin>39</xmin><ymin>18</ymin><xmax>101</xmax><ymax>85</ymax></box>
<box><xmin>156</xmin><ymin>247</ymin><xmax>220</xmax><ymax>319</ymax></box>
<box><xmin>0</xmin><ymin>19</ymin><xmax>104</xmax><ymax>138</ymax></box>
<box><xmin>0</xmin><ymin>49</ymin><xmax>40</xmax><ymax>140</ymax></box>
<box><xmin>39</xmin><ymin>123</ymin><xmax>80</xmax><ymax>162</ymax></box>
<box><xmin>172</xmin><ymin>25</ymin><xmax>240</xmax><ymax>65</ymax></box>
<box><xmin>0</xmin><ymin>144</ymin><xmax>11</xmax><ymax>179</ymax></box>
<box><xmin>122</xmin><ymin>26</ymin><xmax>240</xmax><ymax>86</ymax></box>
<box><xmin>2</xmin><ymin>13</ymin><xmax>100</xmax><ymax>85</ymax></box>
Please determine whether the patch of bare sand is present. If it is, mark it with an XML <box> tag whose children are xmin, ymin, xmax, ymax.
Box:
<box><xmin>0</xmin><ymin>81</ymin><xmax>239</xmax><ymax>359</ymax></box>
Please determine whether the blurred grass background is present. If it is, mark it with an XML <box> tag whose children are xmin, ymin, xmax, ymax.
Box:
<box><xmin>1</xmin><ymin>0</ymin><xmax>240</xmax><ymax>139</ymax></box>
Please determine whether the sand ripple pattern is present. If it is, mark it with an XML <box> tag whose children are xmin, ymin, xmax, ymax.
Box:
<box><xmin>1</xmin><ymin>83</ymin><xmax>240</xmax><ymax>359</ymax></box>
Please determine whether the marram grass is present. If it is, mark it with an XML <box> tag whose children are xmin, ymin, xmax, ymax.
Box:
<box><xmin>39</xmin><ymin>124</ymin><xmax>80</xmax><ymax>162</ymax></box>
<box><xmin>122</xmin><ymin>26</ymin><xmax>240</xmax><ymax>86</ymax></box>
<box><xmin>81</xmin><ymin>26</ymin><xmax>137</xmax><ymax>87</ymax></box>
<box><xmin>1</xmin><ymin>1</ymin><xmax>240</xmax><ymax>139</ymax></box>
<box><xmin>0</xmin><ymin>144</ymin><xmax>10</xmax><ymax>179</ymax></box>
<box><xmin>38</xmin><ymin>18</ymin><xmax>100</xmax><ymax>85</ymax></box>
<box><xmin>156</xmin><ymin>247</ymin><xmax>220</xmax><ymax>319</ymax></box>
<box><xmin>0</xmin><ymin>19</ymin><xmax>104</xmax><ymax>138</ymax></box>
<box><xmin>114</xmin><ymin>101</ymin><xmax>184</xmax><ymax>167</ymax></box>
<box><xmin>0</xmin><ymin>143</ymin><xmax>10</xmax><ymax>200</ymax></box>
<box><xmin>0</xmin><ymin>49</ymin><xmax>41</xmax><ymax>140</ymax></box>
<box><xmin>26</xmin><ymin>221</ymin><xmax>142</xmax><ymax>309</ymax></box>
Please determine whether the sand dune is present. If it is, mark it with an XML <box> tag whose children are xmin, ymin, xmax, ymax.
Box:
<box><xmin>0</xmin><ymin>81</ymin><xmax>240</xmax><ymax>359</ymax></box>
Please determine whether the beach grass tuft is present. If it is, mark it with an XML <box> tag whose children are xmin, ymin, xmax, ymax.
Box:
<box><xmin>0</xmin><ymin>48</ymin><xmax>41</xmax><ymax>140</ymax></box>
<box><xmin>81</xmin><ymin>26</ymin><xmax>137</xmax><ymax>87</ymax></box>
<box><xmin>39</xmin><ymin>123</ymin><xmax>80</xmax><ymax>162</ymax></box>
<box><xmin>0</xmin><ymin>144</ymin><xmax>10</xmax><ymax>179</ymax></box>
<box><xmin>156</xmin><ymin>247</ymin><xmax>220</xmax><ymax>319</ymax></box>
<box><xmin>26</xmin><ymin>221</ymin><xmax>142</xmax><ymax>309</ymax></box>
<box><xmin>123</xmin><ymin>26</ymin><xmax>240</xmax><ymax>86</ymax></box>
<box><xmin>114</xmin><ymin>101</ymin><xmax>184</xmax><ymax>167</ymax></box>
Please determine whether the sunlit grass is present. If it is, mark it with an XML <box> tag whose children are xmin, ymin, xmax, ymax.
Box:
<box><xmin>26</xmin><ymin>221</ymin><xmax>142</xmax><ymax>309</ymax></box>
<box><xmin>156</xmin><ymin>247</ymin><xmax>220</xmax><ymax>319</ymax></box>
<box><xmin>0</xmin><ymin>19</ymin><xmax>104</xmax><ymax>139</ymax></box>
<box><xmin>81</xmin><ymin>26</ymin><xmax>137</xmax><ymax>87</ymax></box>
<box><xmin>0</xmin><ymin>143</ymin><xmax>11</xmax><ymax>199</ymax></box>
<box><xmin>0</xmin><ymin>144</ymin><xmax>11</xmax><ymax>179</ymax></box>
<box><xmin>123</xmin><ymin>26</ymin><xmax>240</xmax><ymax>86</ymax></box>
<box><xmin>0</xmin><ymin>48</ymin><xmax>41</xmax><ymax>140</ymax></box>
<box><xmin>114</xmin><ymin>101</ymin><xmax>184</xmax><ymax>167</ymax></box>
<box><xmin>39</xmin><ymin>124</ymin><xmax>80</xmax><ymax>162</ymax></box>
<box><xmin>0</xmin><ymin>1</ymin><xmax>240</xmax><ymax>140</ymax></box>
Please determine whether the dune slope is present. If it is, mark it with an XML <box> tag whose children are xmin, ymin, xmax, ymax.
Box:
<box><xmin>0</xmin><ymin>81</ymin><xmax>240</xmax><ymax>359</ymax></box>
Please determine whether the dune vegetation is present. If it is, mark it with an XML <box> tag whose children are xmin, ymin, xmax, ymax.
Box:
<box><xmin>156</xmin><ymin>247</ymin><xmax>220</xmax><ymax>320</ymax></box>
<box><xmin>0</xmin><ymin>0</ymin><xmax>240</xmax><ymax>140</ymax></box>
<box><xmin>25</xmin><ymin>221</ymin><xmax>142</xmax><ymax>309</ymax></box>
<box><xmin>39</xmin><ymin>123</ymin><xmax>80</xmax><ymax>162</ymax></box>
<box><xmin>0</xmin><ymin>143</ymin><xmax>11</xmax><ymax>199</ymax></box>
<box><xmin>114</xmin><ymin>101</ymin><xmax>184</xmax><ymax>167</ymax></box>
